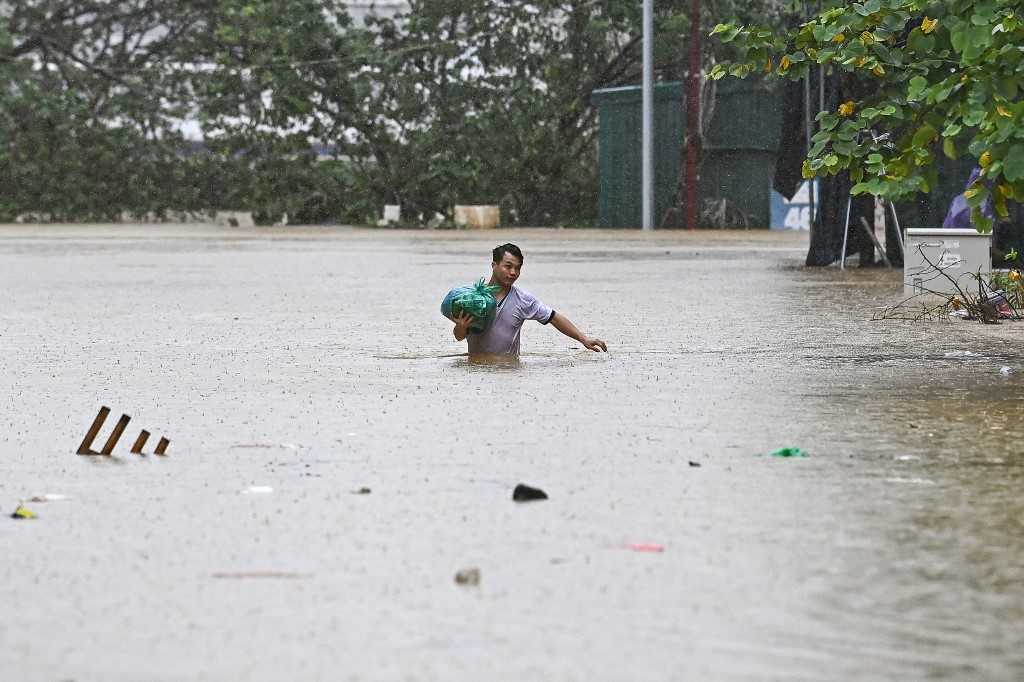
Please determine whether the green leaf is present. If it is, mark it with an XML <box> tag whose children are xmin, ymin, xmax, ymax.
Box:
<box><xmin>971</xmin><ymin>0</ymin><xmax>997</xmax><ymax>26</ymax></box>
<box><xmin>998</xmin><ymin>75</ymin><xmax>1019</xmax><ymax>99</ymax></box>
<box><xmin>962</xmin><ymin>24</ymin><xmax>993</xmax><ymax>61</ymax></box>
<box><xmin>1004</xmin><ymin>143</ymin><xmax>1024</xmax><ymax>182</ymax></box>
<box><xmin>833</xmin><ymin>141</ymin><xmax>855</xmax><ymax>155</ymax></box>
<box><xmin>943</xmin><ymin>137</ymin><xmax>958</xmax><ymax>159</ymax></box>
<box><xmin>972</xmin><ymin>207</ymin><xmax>993</xmax><ymax>233</ymax></box>
<box><xmin>816</xmin><ymin>112</ymin><xmax>840</xmax><ymax>131</ymax></box>
<box><xmin>816</xmin><ymin>49</ymin><xmax>837</xmax><ymax>64</ymax></box>
<box><xmin>907</xmin><ymin>75</ymin><xmax>929</xmax><ymax>101</ymax></box>
<box><xmin>907</xmin><ymin>27</ymin><xmax>936</xmax><ymax>54</ymax></box>
<box><xmin>720</xmin><ymin>26</ymin><xmax>743</xmax><ymax>43</ymax></box>
<box><xmin>871</xmin><ymin>43</ymin><xmax>895</xmax><ymax>64</ymax></box>
<box><xmin>729</xmin><ymin>63</ymin><xmax>751</xmax><ymax>78</ymax></box>
<box><xmin>963</xmin><ymin>108</ymin><xmax>986</xmax><ymax>126</ymax></box>
<box><xmin>912</xmin><ymin>124</ymin><xmax>938</xmax><ymax>148</ymax></box>
<box><xmin>942</xmin><ymin>123</ymin><xmax>962</xmax><ymax>137</ymax></box>
<box><xmin>852</xmin><ymin>178</ymin><xmax>884</xmax><ymax>195</ymax></box>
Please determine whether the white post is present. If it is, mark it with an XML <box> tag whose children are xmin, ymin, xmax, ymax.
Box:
<box><xmin>642</xmin><ymin>0</ymin><xmax>654</xmax><ymax>230</ymax></box>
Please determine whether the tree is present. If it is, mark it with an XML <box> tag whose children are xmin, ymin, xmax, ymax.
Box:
<box><xmin>0</xmin><ymin>0</ymin><xmax>362</xmax><ymax>222</ymax></box>
<box><xmin>709</xmin><ymin>0</ymin><xmax>1024</xmax><ymax>232</ymax></box>
<box><xmin>330</xmin><ymin>0</ymin><xmax>699</xmax><ymax>226</ymax></box>
<box><xmin>1</xmin><ymin>0</ymin><xmax>796</xmax><ymax>224</ymax></box>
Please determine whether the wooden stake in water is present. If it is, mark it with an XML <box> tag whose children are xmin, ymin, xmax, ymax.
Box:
<box><xmin>99</xmin><ymin>414</ymin><xmax>131</xmax><ymax>455</ymax></box>
<box><xmin>77</xmin><ymin>406</ymin><xmax>111</xmax><ymax>455</ymax></box>
<box><xmin>130</xmin><ymin>430</ymin><xmax>150</xmax><ymax>454</ymax></box>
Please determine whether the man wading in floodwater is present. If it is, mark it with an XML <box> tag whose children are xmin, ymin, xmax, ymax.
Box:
<box><xmin>449</xmin><ymin>243</ymin><xmax>607</xmax><ymax>355</ymax></box>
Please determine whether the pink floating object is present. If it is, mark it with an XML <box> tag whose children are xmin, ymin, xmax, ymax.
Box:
<box><xmin>625</xmin><ymin>543</ymin><xmax>664</xmax><ymax>553</ymax></box>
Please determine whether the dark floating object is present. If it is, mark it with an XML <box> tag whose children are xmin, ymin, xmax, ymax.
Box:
<box><xmin>688</xmin><ymin>460</ymin><xmax>701</xmax><ymax>467</ymax></box>
<box><xmin>352</xmin><ymin>487</ymin><xmax>372</xmax><ymax>495</ymax></box>
<box><xmin>454</xmin><ymin>567</ymin><xmax>480</xmax><ymax>586</ymax></box>
<box><xmin>512</xmin><ymin>483</ymin><xmax>548</xmax><ymax>502</ymax></box>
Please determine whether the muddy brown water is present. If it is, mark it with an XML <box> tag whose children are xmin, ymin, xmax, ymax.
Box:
<box><xmin>2</xmin><ymin>224</ymin><xmax>1023</xmax><ymax>681</ymax></box>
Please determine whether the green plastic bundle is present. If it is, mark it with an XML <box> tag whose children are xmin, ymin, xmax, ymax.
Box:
<box><xmin>770</xmin><ymin>447</ymin><xmax>808</xmax><ymax>458</ymax></box>
<box><xmin>441</xmin><ymin>278</ymin><xmax>501</xmax><ymax>334</ymax></box>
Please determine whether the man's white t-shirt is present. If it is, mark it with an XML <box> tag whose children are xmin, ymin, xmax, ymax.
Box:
<box><xmin>467</xmin><ymin>286</ymin><xmax>554</xmax><ymax>355</ymax></box>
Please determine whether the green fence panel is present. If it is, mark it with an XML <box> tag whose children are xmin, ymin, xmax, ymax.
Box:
<box><xmin>592</xmin><ymin>79</ymin><xmax>784</xmax><ymax>228</ymax></box>
<box><xmin>701</xmin><ymin>79</ymin><xmax>784</xmax><ymax>228</ymax></box>
<box><xmin>592</xmin><ymin>83</ymin><xmax>684</xmax><ymax>228</ymax></box>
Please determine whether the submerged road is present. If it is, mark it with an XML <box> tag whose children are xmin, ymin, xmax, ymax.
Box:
<box><xmin>2</xmin><ymin>224</ymin><xmax>1023</xmax><ymax>680</ymax></box>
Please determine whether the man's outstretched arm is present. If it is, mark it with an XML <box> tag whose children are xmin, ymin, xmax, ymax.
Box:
<box><xmin>549</xmin><ymin>312</ymin><xmax>607</xmax><ymax>352</ymax></box>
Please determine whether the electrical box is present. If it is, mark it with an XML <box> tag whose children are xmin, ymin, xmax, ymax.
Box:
<box><xmin>904</xmin><ymin>228</ymin><xmax>992</xmax><ymax>298</ymax></box>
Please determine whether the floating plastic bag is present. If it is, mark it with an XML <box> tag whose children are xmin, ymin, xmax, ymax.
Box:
<box><xmin>770</xmin><ymin>447</ymin><xmax>807</xmax><ymax>458</ymax></box>
<box><xmin>441</xmin><ymin>279</ymin><xmax>500</xmax><ymax>334</ymax></box>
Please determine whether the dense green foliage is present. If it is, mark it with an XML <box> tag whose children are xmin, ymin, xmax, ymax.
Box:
<box><xmin>1</xmin><ymin>0</ymin><xmax>356</xmax><ymax>222</ymax></box>
<box><xmin>2</xmin><ymin>0</ymin><xmax>789</xmax><ymax>225</ymax></box>
<box><xmin>711</xmin><ymin>0</ymin><xmax>1024</xmax><ymax>232</ymax></box>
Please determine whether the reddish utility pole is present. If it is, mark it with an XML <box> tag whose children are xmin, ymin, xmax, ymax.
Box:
<box><xmin>684</xmin><ymin>0</ymin><xmax>702</xmax><ymax>230</ymax></box>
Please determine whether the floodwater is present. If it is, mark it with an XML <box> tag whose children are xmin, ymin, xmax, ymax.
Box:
<box><xmin>2</xmin><ymin>224</ymin><xmax>1023</xmax><ymax>681</ymax></box>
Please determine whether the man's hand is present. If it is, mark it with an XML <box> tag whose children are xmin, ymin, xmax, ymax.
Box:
<box><xmin>549</xmin><ymin>312</ymin><xmax>607</xmax><ymax>352</ymax></box>
<box><xmin>453</xmin><ymin>311</ymin><xmax>475</xmax><ymax>341</ymax></box>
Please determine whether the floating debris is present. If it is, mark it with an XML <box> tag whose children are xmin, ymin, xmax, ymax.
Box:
<box><xmin>512</xmin><ymin>483</ymin><xmax>548</xmax><ymax>502</ymax></box>
<box><xmin>454</xmin><ymin>567</ymin><xmax>481</xmax><ymax>586</ymax></box>
<box><xmin>11</xmin><ymin>504</ymin><xmax>37</xmax><ymax>520</ymax></box>
<box><xmin>27</xmin><ymin>494</ymin><xmax>70</xmax><ymax>502</ymax></box>
<box><xmin>770</xmin><ymin>447</ymin><xmax>808</xmax><ymax>458</ymax></box>
<box><xmin>625</xmin><ymin>543</ymin><xmax>664</xmax><ymax>553</ymax></box>
<box><xmin>943</xmin><ymin>350</ymin><xmax>982</xmax><ymax>358</ymax></box>
<box><xmin>242</xmin><ymin>486</ymin><xmax>274</xmax><ymax>494</ymax></box>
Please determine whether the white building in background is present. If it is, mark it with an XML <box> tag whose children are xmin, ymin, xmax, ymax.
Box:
<box><xmin>345</xmin><ymin>1</ymin><xmax>409</xmax><ymax>25</ymax></box>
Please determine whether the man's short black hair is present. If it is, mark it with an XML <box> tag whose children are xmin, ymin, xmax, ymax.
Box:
<box><xmin>493</xmin><ymin>243</ymin><xmax>524</xmax><ymax>265</ymax></box>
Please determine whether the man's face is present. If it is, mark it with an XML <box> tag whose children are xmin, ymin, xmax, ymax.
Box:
<box><xmin>492</xmin><ymin>253</ymin><xmax>522</xmax><ymax>288</ymax></box>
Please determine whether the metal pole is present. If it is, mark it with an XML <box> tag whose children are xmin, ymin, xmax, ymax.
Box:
<box><xmin>888</xmin><ymin>200</ymin><xmax>905</xmax><ymax>258</ymax></box>
<box><xmin>804</xmin><ymin>3</ymin><xmax>815</xmax><ymax>234</ymax></box>
<box><xmin>818</xmin><ymin>0</ymin><xmax>825</xmax><ymax>115</ymax></box>
<box><xmin>642</xmin><ymin>0</ymin><xmax>654</xmax><ymax>230</ymax></box>
<box><xmin>840</xmin><ymin>196</ymin><xmax>852</xmax><ymax>270</ymax></box>
<box><xmin>684</xmin><ymin>0</ymin><xmax>702</xmax><ymax>230</ymax></box>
